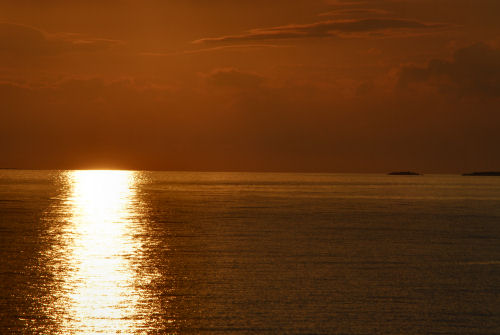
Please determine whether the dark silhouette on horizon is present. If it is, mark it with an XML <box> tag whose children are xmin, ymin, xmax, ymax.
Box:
<box><xmin>462</xmin><ymin>171</ymin><xmax>500</xmax><ymax>176</ymax></box>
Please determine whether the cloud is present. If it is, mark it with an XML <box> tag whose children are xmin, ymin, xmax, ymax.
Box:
<box><xmin>325</xmin><ymin>0</ymin><xmax>373</xmax><ymax>5</ymax></box>
<box><xmin>0</xmin><ymin>22</ymin><xmax>121</xmax><ymax>57</ymax></box>
<box><xmin>141</xmin><ymin>44</ymin><xmax>289</xmax><ymax>57</ymax></box>
<box><xmin>203</xmin><ymin>68</ymin><xmax>265</xmax><ymax>89</ymax></box>
<box><xmin>0</xmin><ymin>69</ymin><xmax>499</xmax><ymax>172</ymax></box>
<box><xmin>319</xmin><ymin>8</ymin><xmax>392</xmax><ymax>17</ymax></box>
<box><xmin>193</xmin><ymin>18</ymin><xmax>447</xmax><ymax>44</ymax></box>
<box><xmin>398</xmin><ymin>43</ymin><xmax>500</xmax><ymax>97</ymax></box>
<box><xmin>325</xmin><ymin>0</ymin><xmax>408</xmax><ymax>5</ymax></box>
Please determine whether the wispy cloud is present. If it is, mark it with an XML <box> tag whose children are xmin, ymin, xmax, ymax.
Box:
<box><xmin>193</xmin><ymin>18</ymin><xmax>448</xmax><ymax>45</ymax></box>
<box><xmin>325</xmin><ymin>0</ymin><xmax>406</xmax><ymax>5</ymax></box>
<box><xmin>0</xmin><ymin>22</ymin><xmax>122</xmax><ymax>57</ymax></box>
<box><xmin>141</xmin><ymin>44</ymin><xmax>290</xmax><ymax>57</ymax></box>
<box><xmin>319</xmin><ymin>8</ymin><xmax>392</xmax><ymax>17</ymax></box>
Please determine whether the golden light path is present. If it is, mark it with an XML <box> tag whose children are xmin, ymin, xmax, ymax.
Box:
<box><xmin>59</xmin><ymin>170</ymin><xmax>145</xmax><ymax>334</ymax></box>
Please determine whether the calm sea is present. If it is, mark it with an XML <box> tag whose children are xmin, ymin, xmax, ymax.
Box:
<box><xmin>1</xmin><ymin>170</ymin><xmax>499</xmax><ymax>334</ymax></box>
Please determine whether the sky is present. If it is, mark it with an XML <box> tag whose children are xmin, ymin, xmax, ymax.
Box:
<box><xmin>1</xmin><ymin>0</ymin><xmax>499</xmax><ymax>173</ymax></box>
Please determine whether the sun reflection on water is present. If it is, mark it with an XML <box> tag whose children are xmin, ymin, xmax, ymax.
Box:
<box><xmin>59</xmin><ymin>170</ymin><xmax>145</xmax><ymax>334</ymax></box>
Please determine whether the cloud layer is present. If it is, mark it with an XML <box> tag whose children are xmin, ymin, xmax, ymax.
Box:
<box><xmin>1</xmin><ymin>52</ymin><xmax>499</xmax><ymax>173</ymax></box>
<box><xmin>1</xmin><ymin>1</ymin><xmax>499</xmax><ymax>172</ymax></box>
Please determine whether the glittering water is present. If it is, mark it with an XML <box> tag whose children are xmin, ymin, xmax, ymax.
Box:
<box><xmin>1</xmin><ymin>170</ymin><xmax>500</xmax><ymax>334</ymax></box>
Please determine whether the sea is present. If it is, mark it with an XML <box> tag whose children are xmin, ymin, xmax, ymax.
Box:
<box><xmin>0</xmin><ymin>170</ymin><xmax>499</xmax><ymax>334</ymax></box>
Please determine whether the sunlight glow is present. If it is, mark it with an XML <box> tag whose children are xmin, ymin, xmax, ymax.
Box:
<box><xmin>60</xmin><ymin>170</ymin><xmax>144</xmax><ymax>334</ymax></box>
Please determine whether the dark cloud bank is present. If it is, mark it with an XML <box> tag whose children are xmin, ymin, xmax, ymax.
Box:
<box><xmin>0</xmin><ymin>40</ymin><xmax>499</xmax><ymax>172</ymax></box>
<box><xmin>399</xmin><ymin>43</ymin><xmax>500</xmax><ymax>97</ymax></box>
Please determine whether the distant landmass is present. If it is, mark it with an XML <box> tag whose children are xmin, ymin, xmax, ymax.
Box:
<box><xmin>388</xmin><ymin>171</ymin><xmax>421</xmax><ymax>176</ymax></box>
<box><xmin>462</xmin><ymin>171</ymin><xmax>500</xmax><ymax>176</ymax></box>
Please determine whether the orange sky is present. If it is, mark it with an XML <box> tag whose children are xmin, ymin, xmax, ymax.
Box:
<box><xmin>1</xmin><ymin>0</ymin><xmax>499</xmax><ymax>173</ymax></box>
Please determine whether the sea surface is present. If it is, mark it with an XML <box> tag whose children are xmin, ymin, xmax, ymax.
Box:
<box><xmin>1</xmin><ymin>170</ymin><xmax>499</xmax><ymax>334</ymax></box>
